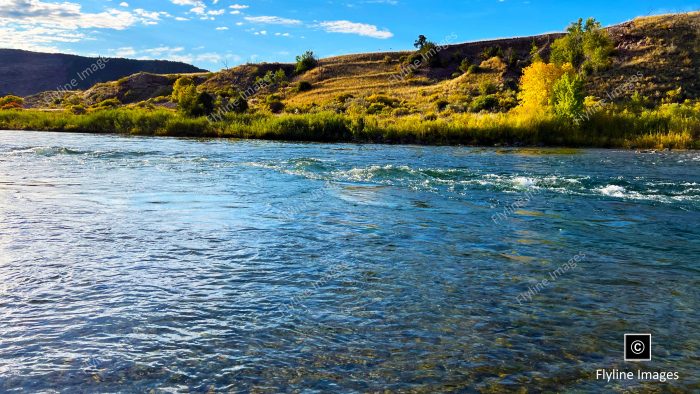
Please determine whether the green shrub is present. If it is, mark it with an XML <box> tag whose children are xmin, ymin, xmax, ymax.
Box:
<box><xmin>1</xmin><ymin>103</ymin><xmax>697</xmax><ymax>149</ymax></box>
<box><xmin>159</xmin><ymin>117</ymin><xmax>213</xmax><ymax>137</ymax></box>
<box><xmin>422</xmin><ymin>112</ymin><xmax>438</xmax><ymax>121</ymax></box>
<box><xmin>367</xmin><ymin>103</ymin><xmax>386</xmax><ymax>114</ymax></box>
<box><xmin>504</xmin><ymin>47</ymin><xmax>517</xmax><ymax>66</ymax></box>
<box><xmin>459</xmin><ymin>58</ymin><xmax>471</xmax><ymax>74</ymax></box>
<box><xmin>172</xmin><ymin>76</ymin><xmax>209</xmax><ymax>117</ymax></box>
<box><xmin>172</xmin><ymin>76</ymin><xmax>214</xmax><ymax>117</ymax></box>
<box><xmin>266</xmin><ymin>95</ymin><xmax>285</xmax><ymax>113</ymax></box>
<box><xmin>435</xmin><ymin>99</ymin><xmax>449</xmax><ymax>112</ymax></box>
<box><xmin>274</xmin><ymin>68</ymin><xmax>287</xmax><ymax>82</ymax></box>
<box><xmin>392</xmin><ymin>107</ymin><xmax>411</xmax><ymax>117</ymax></box>
<box><xmin>295</xmin><ymin>50</ymin><xmax>318</xmax><ymax>74</ymax></box>
<box><xmin>551</xmin><ymin>73</ymin><xmax>585</xmax><ymax>121</ymax></box>
<box><xmin>417</xmin><ymin>43</ymin><xmax>442</xmax><ymax>68</ymax></box>
<box><xmin>467</xmin><ymin>65</ymin><xmax>480</xmax><ymax>74</ymax></box>
<box><xmin>297</xmin><ymin>81</ymin><xmax>313</xmax><ymax>92</ymax></box>
<box><xmin>337</xmin><ymin>93</ymin><xmax>354</xmax><ymax>103</ymax></box>
<box><xmin>70</xmin><ymin>105</ymin><xmax>86</xmax><ymax>114</ymax></box>
<box><xmin>479</xmin><ymin>81</ymin><xmax>497</xmax><ymax>95</ymax></box>
<box><xmin>480</xmin><ymin>45</ymin><xmax>503</xmax><ymax>60</ymax></box>
<box><xmin>96</xmin><ymin>98</ymin><xmax>121</xmax><ymax>108</ymax></box>
<box><xmin>153</xmin><ymin>96</ymin><xmax>171</xmax><ymax>103</ymax></box>
<box><xmin>471</xmin><ymin>95</ymin><xmax>499</xmax><ymax>112</ymax></box>
<box><xmin>367</xmin><ymin>94</ymin><xmax>400</xmax><ymax>107</ymax></box>
<box><xmin>0</xmin><ymin>95</ymin><xmax>23</xmax><ymax>110</ymax></box>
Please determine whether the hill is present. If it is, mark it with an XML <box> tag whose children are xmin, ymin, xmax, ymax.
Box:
<box><xmin>2</xmin><ymin>12</ymin><xmax>698</xmax><ymax>149</ymax></box>
<box><xmin>0</xmin><ymin>49</ymin><xmax>207</xmax><ymax>97</ymax></box>
<box><xmin>24</xmin><ymin>12</ymin><xmax>698</xmax><ymax>115</ymax></box>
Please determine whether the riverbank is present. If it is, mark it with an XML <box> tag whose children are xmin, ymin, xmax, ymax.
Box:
<box><xmin>1</xmin><ymin>107</ymin><xmax>698</xmax><ymax>148</ymax></box>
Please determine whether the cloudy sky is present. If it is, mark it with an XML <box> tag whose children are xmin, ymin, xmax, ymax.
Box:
<box><xmin>1</xmin><ymin>0</ymin><xmax>698</xmax><ymax>70</ymax></box>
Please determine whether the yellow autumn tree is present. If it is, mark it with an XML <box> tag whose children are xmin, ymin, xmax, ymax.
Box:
<box><xmin>517</xmin><ymin>62</ymin><xmax>574</xmax><ymax>113</ymax></box>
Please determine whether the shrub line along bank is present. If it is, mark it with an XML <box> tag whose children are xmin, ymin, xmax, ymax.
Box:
<box><xmin>0</xmin><ymin>107</ymin><xmax>697</xmax><ymax>149</ymax></box>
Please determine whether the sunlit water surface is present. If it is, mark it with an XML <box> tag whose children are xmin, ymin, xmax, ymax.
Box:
<box><xmin>0</xmin><ymin>131</ymin><xmax>698</xmax><ymax>392</ymax></box>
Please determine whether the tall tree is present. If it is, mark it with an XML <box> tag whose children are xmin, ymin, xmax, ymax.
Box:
<box><xmin>414</xmin><ymin>35</ymin><xmax>428</xmax><ymax>49</ymax></box>
<box><xmin>550</xmin><ymin>17</ymin><xmax>613</xmax><ymax>72</ymax></box>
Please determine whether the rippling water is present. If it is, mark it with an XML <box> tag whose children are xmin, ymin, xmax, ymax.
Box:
<box><xmin>0</xmin><ymin>131</ymin><xmax>698</xmax><ymax>392</ymax></box>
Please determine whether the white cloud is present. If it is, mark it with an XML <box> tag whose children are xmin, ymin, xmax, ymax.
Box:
<box><xmin>229</xmin><ymin>4</ymin><xmax>249</xmax><ymax>9</ymax></box>
<box><xmin>0</xmin><ymin>0</ymin><xmax>137</xmax><ymax>30</ymax></box>
<box><xmin>215</xmin><ymin>26</ymin><xmax>228</xmax><ymax>30</ymax></box>
<box><xmin>140</xmin><ymin>46</ymin><xmax>185</xmax><ymax>56</ymax></box>
<box><xmin>318</xmin><ymin>20</ymin><xmax>393</xmax><ymax>39</ymax></box>
<box><xmin>0</xmin><ymin>0</ymin><xmax>169</xmax><ymax>51</ymax></box>
<box><xmin>107</xmin><ymin>45</ymin><xmax>233</xmax><ymax>68</ymax></box>
<box><xmin>171</xmin><ymin>0</ymin><xmax>200</xmax><ymax>5</ymax></box>
<box><xmin>0</xmin><ymin>25</ymin><xmax>84</xmax><ymax>52</ymax></box>
<box><xmin>244</xmin><ymin>15</ymin><xmax>301</xmax><ymax>25</ymax></box>
<box><xmin>113</xmin><ymin>46</ymin><xmax>136</xmax><ymax>57</ymax></box>
<box><xmin>133</xmin><ymin>8</ymin><xmax>162</xmax><ymax>25</ymax></box>
<box><xmin>170</xmin><ymin>0</ymin><xmax>209</xmax><ymax>17</ymax></box>
<box><xmin>190</xmin><ymin>6</ymin><xmax>205</xmax><ymax>15</ymax></box>
<box><xmin>119</xmin><ymin>2</ymin><xmax>129</xmax><ymax>7</ymax></box>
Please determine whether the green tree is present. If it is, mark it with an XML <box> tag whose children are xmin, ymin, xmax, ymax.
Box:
<box><xmin>414</xmin><ymin>35</ymin><xmax>428</xmax><ymax>49</ymax></box>
<box><xmin>550</xmin><ymin>19</ymin><xmax>585</xmax><ymax>68</ymax></box>
<box><xmin>274</xmin><ymin>68</ymin><xmax>287</xmax><ymax>83</ymax></box>
<box><xmin>172</xmin><ymin>76</ymin><xmax>213</xmax><ymax>117</ymax></box>
<box><xmin>518</xmin><ymin>62</ymin><xmax>572</xmax><ymax>112</ymax></box>
<box><xmin>172</xmin><ymin>76</ymin><xmax>194</xmax><ymax>102</ymax></box>
<box><xmin>295</xmin><ymin>50</ymin><xmax>318</xmax><ymax>74</ymax></box>
<box><xmin>581</xmin><ymin>18</ymin><xmax>614</xmax><ymax>72</ymax></box>
<box><xmin>551</xmin><ymin>17</ymin><xmax>613</xmax><ymax>72</ymax></box>
<box><xmin>551</xmin><ymin>72</ymin><xmax>585</xmax><ymax>120</ymax></box>
<box><xmin>458</xmin><ymin>58</ymin><xmax>471</xmax><ymax>73</ymax></box>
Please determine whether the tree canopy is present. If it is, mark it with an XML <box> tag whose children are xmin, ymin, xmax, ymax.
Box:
<box><xmin>414</xmin><ymin>35</ymin><xmax>428</xmax><ymax>49</ymax></box>
<box><xmin>295</xmin><ymin>50</ymin><xmax>318</xmax><ymax>74</ymax></box>
<box><xmin>172</xmin><ymin>76</ymin><xmax>213</xmax><ymax>117</ymax></box>
<box><xmin>518</xmin><ymin>62</ymin><xmax>574</xmax><ymax>112</ymax></box>
<box><xmin>550</xmin><ymin>17</ymin><xmax>613</xmax><ymax>72</ymax></box>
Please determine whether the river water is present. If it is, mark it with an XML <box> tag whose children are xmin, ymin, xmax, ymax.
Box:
<box><xmin>0</xmin><ymin>131</ymin><xmax>698</xmax><ymax>392</ymax></box>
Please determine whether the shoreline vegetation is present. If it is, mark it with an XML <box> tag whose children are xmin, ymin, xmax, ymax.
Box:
<box><xmin>2</xmin><ymin>14</ymin><xmax>699</xmax><ymax>149</ymax></box>
<box><xmin>1</xmin><ymin>106</ymin><xmax>698</xmax><ymax>148</ymax></box>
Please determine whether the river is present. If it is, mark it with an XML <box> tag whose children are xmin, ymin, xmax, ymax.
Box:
<box><xmin>0</xmin><ymin>131</ymin><xmax>698</xmax><ymax>392</ymax></box>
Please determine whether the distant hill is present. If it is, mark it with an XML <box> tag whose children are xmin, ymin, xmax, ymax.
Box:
<box><xmin>0</xmin><ymin>49</ymin><xmax>207</xmax><ymax>96</ymax></box>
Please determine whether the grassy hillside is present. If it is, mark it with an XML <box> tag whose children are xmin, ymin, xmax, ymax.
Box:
<box><xmin>24</xmin><ymin>13</ymin><xmax>699</xmax><ymax>114</ymax></box>
<box><xmin>3</xmin><ymin>12</ymin><xmax>700</xmax><ymax>148</ymax></box>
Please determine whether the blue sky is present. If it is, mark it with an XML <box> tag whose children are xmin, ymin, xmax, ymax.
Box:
<box><xmin>1</xmin><ymin>0</ymin><xmax>698</xmax><ymax>70</ymax></box>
